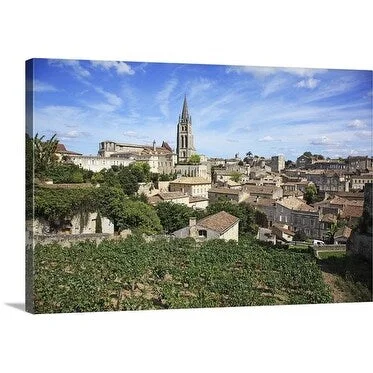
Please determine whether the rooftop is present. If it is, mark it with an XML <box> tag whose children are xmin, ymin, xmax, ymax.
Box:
<box><xmin>209</xmin><ymin>187</ymin><xmax>241</xmax><ymax>195</ymax></box>
<box><xmin>170</xmin><ymin>177</ymin><xmax>211</xmax><ymax>185</ymax></box>
<box><xmin>197</xmin><ymin>211</ymin><xmax>239</xmax><ymax>234</ymax></box>
<box><xmin>277</xmin><ymin>196</ymin><xmax>317</xmax><ymax>212</ymax></box>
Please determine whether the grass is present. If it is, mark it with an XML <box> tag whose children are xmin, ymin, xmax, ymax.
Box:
<box><xmin>317</xmin><ymin>253</ymin><xmax>372</xmax><ymax>302</ymax></box>
<box><xmin>318</xmin><ymin>251</ymin><xmax>346</xmax><ymax>260</ymax></box>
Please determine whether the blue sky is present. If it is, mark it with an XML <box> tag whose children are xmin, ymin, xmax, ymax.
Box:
<box><xmin>29</xmin><ymin>58</ymin><xmax>372</xmax><ymax>161</ymax></box>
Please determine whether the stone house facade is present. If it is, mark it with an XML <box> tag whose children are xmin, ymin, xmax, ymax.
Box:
<box><xmin>169</xmin><ymin>177</ymin><xmax>211</xmax><ymax>198</ymax></box>
<box><xmin>172</xmin><ymin>211</ymin><xmax>239</xmax><ymax>242</ymax></box>
<box><xmin>208</xmin><ymin>187</ymin><xmax>248</xmax><ymax>204</ymax></box>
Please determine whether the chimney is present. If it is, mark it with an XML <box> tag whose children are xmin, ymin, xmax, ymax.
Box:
<box><xmin>189</xmin><ymin>217</ymin><xmax>197</xmax><ymax>238</ymax></box>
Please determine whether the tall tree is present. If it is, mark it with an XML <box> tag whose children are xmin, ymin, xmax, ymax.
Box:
<box><xmin>156</xmin><ymin>202</ymin><xmax>203</xmax><ymax>233</ymax></box>
<box><xmin>304</xmin><ymin>183</ymin><xmax>318</xmax><ymax>204</ymax></box>
<box><xmin>188</xmin><ymin>154</ymin><xmax>201</xmax><ymax>164</ymax></box>
<box><xmin>33</xmin><ymin>133</ymin><xmax>59</xmax><ymax>179</ymax></box>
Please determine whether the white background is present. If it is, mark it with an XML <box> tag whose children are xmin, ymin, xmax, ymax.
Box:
<box><xmin>0</xmin><ymin>1</ymin><xmax>372</xmax><ymax>372</ymax></box>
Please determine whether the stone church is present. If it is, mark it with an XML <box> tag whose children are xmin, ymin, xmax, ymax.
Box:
<box><xmin>68</xmin><ymin>96</ymin><xmax>203</xmax><ymax>175</ymax></box>
<box><xmin>176</xmin><ymin>95</ymin><xmax>196</xmax><ymax>163</ymax></box>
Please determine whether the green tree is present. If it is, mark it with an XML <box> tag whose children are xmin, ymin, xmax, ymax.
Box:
<box><xmin>294</xmin><ymin>230</ymin><xmax>308</xmax><ymax>241</ymax></box>
<box><xmin>117</xmin><ymin>167</ymin><xmax>139</xmax><ymax>195</ymax></box>
<box><xmin>156</xmin><ymin>202</ymin><xmax>201</xmax><ymax>233</ymax></box>
<box><xmin>326</xmin><ymin>222</ymin><xmax>339</xmax><ymax>244</ymax></box>
<box><xmin>229</xmin><ymin>171</ymin><xmax>242</xmax><ymax>183</ymax></box>
<box><xmin>206</xmin><ymin>199</ymin><xmax>259</xmax><ymax>235</ymax></box>
<box><xmin>129</xmin><ymin>162</ymin><xmax>151</xmax><ymax>182</ymax></box>
<box><xmin>188</xmin><ymin>154</ymin><xmax>201</xmax><ymax>164</ymax></box>
<box><xmin>33</xmin><ymin>133</ymin><xmax>59</xmax><ymax>179</ymax></box>
<box><xmin>118</xmin><ymin>200</ymin><xmax>162</xmax><ymax>234</ymax></box>
<box><xmin>304</xmin><ymin>183</ymin><xmax>318</xmax><ymax>204</ymax></box>
<box><xmin>44</xmin><ymin>163</ymin><xmax>86</xmax><ymax>184</ymax></box>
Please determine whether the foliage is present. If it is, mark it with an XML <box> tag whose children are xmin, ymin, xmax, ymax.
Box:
<box><xmin>35</xmin><ymin>185</ymin><xmax>162</xmax><ymax>234</ymax></box>
<box><xmin>44</xmin><ymin>163</ymin><xmax>88</xmax><ymax>184</ymax></box>
<box><xmin>304</xmin><ymin>183</ymin><xmax>318</xmax><ymax>204</ymax></box>
<box><xmin>33</xmin><ymin>133</ymin><xmax>59</xmax><ymax>179</ymax></box>
<box><xmin>302</xmin><ymin>151</ymin><xmax>324</xmax><ymax>160</ymax></box>
<box><xmin>318</xmin><ymin>253</ymin><xmax>372</xmax><ymax>302</ymax></box>
<box><xmin>293</xmin><ymin>230</ymin><xmax>308</xmax><ymax>241</ymax></box>
<box><xmin>117</xmin><ymin>166</ymin><xmax>139</xmax><ymax>195</ymax></box>
<box><xmin>156</xmin><ymin>202</ymin><xmax>203</xmax><ymax>233</ymax></box>
<box><xmin>34</xmin><ymin>186</ymin><xmax>97</xmax><ymax>223</ymax></box>
<box><xmin>117</xmin><ymin>200</ymin><xmax>162</xmax><ymax>234</ymax></box>
<box><xmin>206</xmin><ymin>200</ymin><xmax>262</xmax><ymax>235</ymax></box>
<box><xmin>33</xmin><ymin>236</ymin><xmax>333</xmax><ymax>313</ymax></box>
<box><xmin>26</xmin><ymin>134</ymin><xmax>34</xmax><ymax>219</ymax></box>
<box><xmin>229</xmin><ymin>171</ymin><xmax>242</xmax><ymax>183</ymax></box>
<box><xmin>128</xmin><ymin>162</ymin><xmax>151</xmax><ymax>183</ymax></box>
<box><xmin>188</xmin><ymin>154</ymin><xmax>201</xmax><ymax>164</ymax></box>
<box><xmin>325</xmin><ymin>222</ymin><xmax>338</xmax><ymax>243</ymax></box>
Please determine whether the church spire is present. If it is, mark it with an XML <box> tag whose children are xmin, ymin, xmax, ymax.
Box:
<box><xmin>181</xmin><ymin>94</ymin><xmax>189</xmax><ymax>120</ymax></box>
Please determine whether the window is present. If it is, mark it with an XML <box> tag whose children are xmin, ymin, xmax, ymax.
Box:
<box><xmin>198</xmin><ymin>229</ymin><xmax>207</xmax><ymax>238</ymax></box>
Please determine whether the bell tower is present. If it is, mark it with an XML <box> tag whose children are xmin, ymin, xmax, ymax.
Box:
<box><xmin>176</xmin><ymin>95</ymin><xmax>195</xmax><ymax>163</ymax></box>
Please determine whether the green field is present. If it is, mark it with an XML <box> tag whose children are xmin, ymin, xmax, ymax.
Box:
<box><xmin>33</xmin><ymin>235</ymin><xmax>333</xmax><ymax>313</ymax></box>
<box><xmin>318</xmin><ymin>251</ymin><xmax>346</xmax><ymax>260</ymax></box>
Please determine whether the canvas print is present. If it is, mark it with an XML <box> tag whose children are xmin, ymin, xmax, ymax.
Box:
<box><xmin>25</xmin><ymin>59</ymin><xmax>372</xmax><ymax>314</ymax></box>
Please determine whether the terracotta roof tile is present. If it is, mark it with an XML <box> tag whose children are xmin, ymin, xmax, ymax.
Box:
<box><xmin>170</xmin><ymin>177</ymin><xmax>211</xmax><ymax>185</ymax></box>
<box><xmin>197</xmin><ymin>211</ymin><xmax>239</xmax><ymax>234</ymax></box>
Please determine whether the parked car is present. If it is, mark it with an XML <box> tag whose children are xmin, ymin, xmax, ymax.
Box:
<box><xmin>313</xmin><ymin>239</ymin><xmax>325</xmax><ymax>246</ymax></box>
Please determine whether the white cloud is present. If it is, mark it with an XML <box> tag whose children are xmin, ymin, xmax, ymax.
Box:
<box><xmin>188</xmin><ymin>78</ymin><xmax>214</xmax><ymax>100</ymax></box>
<box><xmin>347</xmin><ymin>119</ymin><xmax>366</xmax><ymax>128</ymax></box>
<box><xmin>56</xmin><ymin>130</ymin><xmax>90</xmax><ymax>140</ymax></box>
<box><xmin>156</xmin><ymin>78</ymin><xmax>178</xmax><ymax>118</ymax></box>
<box><xmin>34</xmin><ymin>80</ymin><xmax>58</xmax><ymax>92</ymax></box>
<box><xmin>226</xmin><ymin>66</ymin><xmax>327</xmax><ymax>78</ymax></box>
<box><xmin>354</xmin><ymin>130</ymin><xmax>371</xmax><ymax>139</ymax></box>
<box><xmin>262</xmin><ymin>77</ymin><xmax>287</xmax><ymax>97</ymax></box>
<box><xmin>94</xmin><ymin>87</ymin><xmax>122</xmax><ymax>107</ymax></box>
<box><xmin>310</xmin><ymin>136</ymin><xmax>338</xmax><ymax>146</ymax></box>
<box><xmin>91</xmin><ymin>60</ymin><xmax>135</xmax><ymax>75</ymax></box>
<box><xmin>49</xmin><ymin>59</ymin><xmax>90</xmax><ymax>78</ymax></box>
<box><xmin>295</xmin><ymin>78</ymin><xmax>320</xmax><ymax>89</ymax></box>
<box><xmin>259</xmin><ymin>136</ymin><xmax>276</xmax><ymax>142</ymax></box>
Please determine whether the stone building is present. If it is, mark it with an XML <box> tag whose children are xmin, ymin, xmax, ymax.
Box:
<box><xmin>55</xmin><ymin>143</ymin><xmax>82</xmax><ymax>160</ymax></box>
<box><xmin>347</xmin><ymin>184</ymin><xmax>372</xmax><ymax>261</ymax></box>
<box><xmin>175</xmin><ymin>163</ymin><xmax>210</xmax><ymax>179</ymax></box>
<box><xmin>296</xmin><ymin>154</ymin><xmax>316</xmax><ymax>169</ymax></box>
<box><xmin>96</xmin><ymin>140</ymin><xmax>176</xmax><ymax>174</ymax></box>
<box><xmin>208</xmin><ymin>187</ymin><xmax>248</xmax><ymax>204</ymax></box>
<box><xmin>176</xmin><ymin>95</ymin><xmax>196</xmax><ymax>163</ymax></box>
<box><xmin>148</xmin><ymin>191</ymin><xmax>190</xmax><ymax>206</ymax></box>
<box><xmin>350</xmin><ymin>173</ymin><xmax>373</xmax><ymax>190</ymax></box>
<box><xmin>242</xmin><ymin>184</ymin><xmax>283</xmax><ymax>200</ymax></box>
<box><xmin>172</xmin><ymin>211</ymin><xmax>239</xmax><ymax>242</ymax></box>
<box><xmin>347</xmin><ymin>156</ymin><xmax>373</xmax><ymax>172</ymax></box>
<box><xmin>169</xmin><ymin>176</ymin><xmax>211</xmax><ymax>198</ymax></box>
<box><xmin>32</xmin><ymin>212</ymin><xmax>114</xmax><ymax>236</ymax></box>
<box><xmin>305</xmin><ymin>170</ymin><xmax>349</xmax><ymax>194</ymax></box>
<box><xmin>70</xmin><ymin>155</ymin><xmax>134</xmax><ymax>172</ymax></box>
<box><xmin>271</xmin><ymin>155</ymin><xmax>285</xmax><ymax>173</ymax></box>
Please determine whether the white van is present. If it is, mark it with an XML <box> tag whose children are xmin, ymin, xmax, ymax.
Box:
<box><xmin>313</xmin><ymin>239</ymin><xmax>325</xmax><ymax>246</ymax></box>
